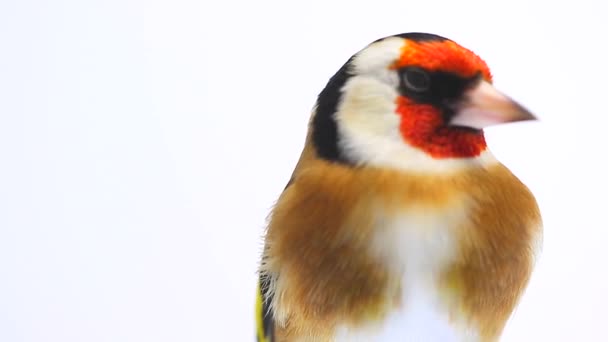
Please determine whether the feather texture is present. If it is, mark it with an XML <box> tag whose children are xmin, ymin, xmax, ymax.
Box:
<box><xmin>259</xmin><ymin>147</ymin><xmax>541</xmax><ymax>341</ymax></box>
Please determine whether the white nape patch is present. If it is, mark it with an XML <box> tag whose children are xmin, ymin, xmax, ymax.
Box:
<box><xmin>335</xmin><ymin>75</ymin><xmax>497</xmax><ymax>174</ymax></box>
<box><xmin>335</xmin><ymin>204</ymin><xmax>481</xmax><ymax>342</ymax></box>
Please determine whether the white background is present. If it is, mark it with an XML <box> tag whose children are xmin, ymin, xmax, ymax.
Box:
<box><xmin>1</xmin><ymin>0</ymin><xmax>606</xmax><ymax>341</ymax></box>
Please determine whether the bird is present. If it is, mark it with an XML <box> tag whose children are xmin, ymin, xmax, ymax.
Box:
<box><xmin>255</xmin><ymin>32</ymin><xmax>542</xmax><ymax>342</ymax></box>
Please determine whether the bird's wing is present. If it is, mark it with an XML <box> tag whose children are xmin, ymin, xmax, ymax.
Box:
<box><xmin>256</xmin><ymin>272</ymin><xmax>274</xmax><ymax>342</ymax></box>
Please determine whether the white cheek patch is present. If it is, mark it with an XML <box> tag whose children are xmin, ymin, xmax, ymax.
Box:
<box><xmin>334</xmin><ymin>75</ymin><xmax>404</xmax><ymax>164</ymax></box>
<box><xmin>338</xmin><ymin>76</ymin><xmax>401</xmax><ymax>133</ymax></box>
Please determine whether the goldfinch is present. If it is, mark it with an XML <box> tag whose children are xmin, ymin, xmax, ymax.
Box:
<box><xmin>256</xmin><ymin>32</ymin><xmax>542</xmax><ymax>342</ymax></box>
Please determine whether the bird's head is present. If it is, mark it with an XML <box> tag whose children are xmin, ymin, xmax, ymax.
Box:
<box><xmin>311</xmin><ymin>32</ymin><xmax>535</xmax><ymax>172</ymax></box>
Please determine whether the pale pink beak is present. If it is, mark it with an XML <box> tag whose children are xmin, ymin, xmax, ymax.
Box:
<box><xmin>450</xmin><ymin>81</ymin><xmax>536</xmax><ymax>129</ymax></box>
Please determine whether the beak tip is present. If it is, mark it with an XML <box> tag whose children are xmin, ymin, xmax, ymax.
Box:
<box><xmin>454</xmin><ymin>81</ymin><xmax>539</xmax><ymax>129</ymax></box>
<box><xmin>511</xmin><ymin>102</ymin><xmax>537</xmax><ymax>122</ymax></box>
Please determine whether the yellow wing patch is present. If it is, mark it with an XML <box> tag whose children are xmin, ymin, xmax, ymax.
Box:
<box><xmin>256</xmin><ymin>281</ymin><xmax>272</xmax><ymax>342</ymax></box>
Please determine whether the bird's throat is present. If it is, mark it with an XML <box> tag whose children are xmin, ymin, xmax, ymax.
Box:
<box><xmin>396</xmin><ymin>96</ymin><xmax>487</xmax><ymax>159</ymax></box>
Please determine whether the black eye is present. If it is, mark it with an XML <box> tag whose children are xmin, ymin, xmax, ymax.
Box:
<box><xmin>402</xmin><ymin>68</ymin><xmax>431</xmax><ymax>93</ymax></box>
